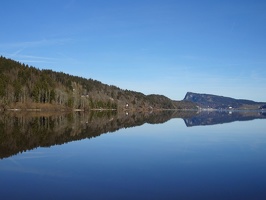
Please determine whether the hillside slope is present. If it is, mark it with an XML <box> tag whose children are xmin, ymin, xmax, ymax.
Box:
<box><xmin>0</xmin><ymin>56</ymin><xmax>191</xmax><ymax>111</ymax></box>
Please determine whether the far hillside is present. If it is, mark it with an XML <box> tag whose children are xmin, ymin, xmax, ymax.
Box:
<box><xmin>184</xmin><ymin>92</ymin><xmax>266</xmax><ymax>110</ymax></box>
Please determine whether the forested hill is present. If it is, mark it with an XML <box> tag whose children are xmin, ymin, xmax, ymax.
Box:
<box><xmin>0</xmin><ymin>56</ymin><xmax>194</xmax><ymax>111</ymax></box>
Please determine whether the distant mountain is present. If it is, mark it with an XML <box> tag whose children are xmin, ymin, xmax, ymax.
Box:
<box><xmin>184</xmin><ymin>92</ymin><xmax>266</xmax><ymax>110</ymax></box>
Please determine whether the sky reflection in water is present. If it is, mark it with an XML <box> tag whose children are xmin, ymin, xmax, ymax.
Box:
<box><xmin>0</xmin><ymin>116</ymin><xmax>266</xmax><ymax>200</ymax></box>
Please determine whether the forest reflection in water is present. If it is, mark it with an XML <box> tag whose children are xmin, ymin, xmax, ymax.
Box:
<box><xmin>0</xmin><ymin>110</ymin><xmax>266</xmax><ymax>200</ymax></box>
<box><xmin>0</xmin><ymin>110</ymin><xmax>192</xmax><ymax>159</ymax></box>
<box><xmin>0</xmin><ymin>110</ymin><xmax>265</xmax><ymax>159</ymax></box>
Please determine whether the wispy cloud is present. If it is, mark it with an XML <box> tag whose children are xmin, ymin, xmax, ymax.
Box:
<box><xmin>9</xmin><ymin>48</ymin><xmax>25</xmax><ymax>56</ymax></box>
<box><xmin>0</xmin><ymin>38</ymin><xmax>73</xmax><ymax>65</ymax></box>
<box><xmin>1</xmin><ymin>53</ymin><xmax>60</xmax><ymax>65</ymax></box>
<box><xmin>0</xmin><ymin>38</ymin><xmax>72</xmax><ymax>49</ymax></box>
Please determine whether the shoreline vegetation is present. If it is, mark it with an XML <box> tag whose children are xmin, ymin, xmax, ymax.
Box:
<box><xmin>1</xmin><ymin>103</ymin><xmax>264</xmax><ymax>113</ymax></box>
<box><xmin>0</xmin><ymin>102</ymin><xmax>197</xmax><ymax>112</ymax></box>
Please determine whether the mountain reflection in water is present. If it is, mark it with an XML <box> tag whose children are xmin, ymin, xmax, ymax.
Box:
<box><xmin>184</xmin><ymin>110</ymin><xmax>266</xmax><ymax>127</ymax></box>
<box><xmin>0</xmin><ymin>110</ymin><xmax>265</xmax><ymax>159</ymax></box>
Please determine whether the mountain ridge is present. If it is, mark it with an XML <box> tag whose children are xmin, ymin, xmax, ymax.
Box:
<box><xmin>184</xmin><ymin>92</ymin><xmax>266</xmax><ymax>110</ymax></box>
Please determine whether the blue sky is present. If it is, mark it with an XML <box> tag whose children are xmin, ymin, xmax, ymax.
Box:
<box><xmin>1</xmin><ymin>0</ymin><xmax>266</xmax><ymax>101</ymax></box>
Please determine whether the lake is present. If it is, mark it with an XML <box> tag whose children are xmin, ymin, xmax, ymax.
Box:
<box><xmin>0</xmin><ymin>110</ymin><xmax>266</xmax><ymax>200</ymax></box>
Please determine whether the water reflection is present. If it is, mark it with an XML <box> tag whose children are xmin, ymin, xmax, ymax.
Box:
<box><xmin>0</xmin><ymin>110</ymin><xmax>265</xmax><ymax>159</ymax></box>
<box><xmin>0</xmin><ymin>110</ymin><xmax>186</xmax><ymax>159</ymax></box>
<box><xmin>184</xmin><ymin>110</ymin><xmax>266</xmax><ymax>127</ymax></box>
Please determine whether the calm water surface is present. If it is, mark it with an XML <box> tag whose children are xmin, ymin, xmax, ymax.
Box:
<box><xmin>0</xmin><ymin>112</ymin><xmax>266</xmax><ymax>200</ymax></box>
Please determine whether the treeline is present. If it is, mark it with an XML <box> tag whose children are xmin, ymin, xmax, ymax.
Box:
<box><xmin>0</xmin><ymin>56</ymin><xmax>179</xmax><ymax>110</ymax></box>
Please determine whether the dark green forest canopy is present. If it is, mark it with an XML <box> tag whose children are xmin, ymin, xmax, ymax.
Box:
<box><xmin>0</xmin><ymin>56</ymin><xmax>196</xmax><ymax>111</ymax></box>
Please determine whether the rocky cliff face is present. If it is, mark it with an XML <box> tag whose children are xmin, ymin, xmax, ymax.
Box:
<box><xmin>184</xmin><ymin>92</ymin><xmax>265</xmax><ymax>110</ymax></box>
